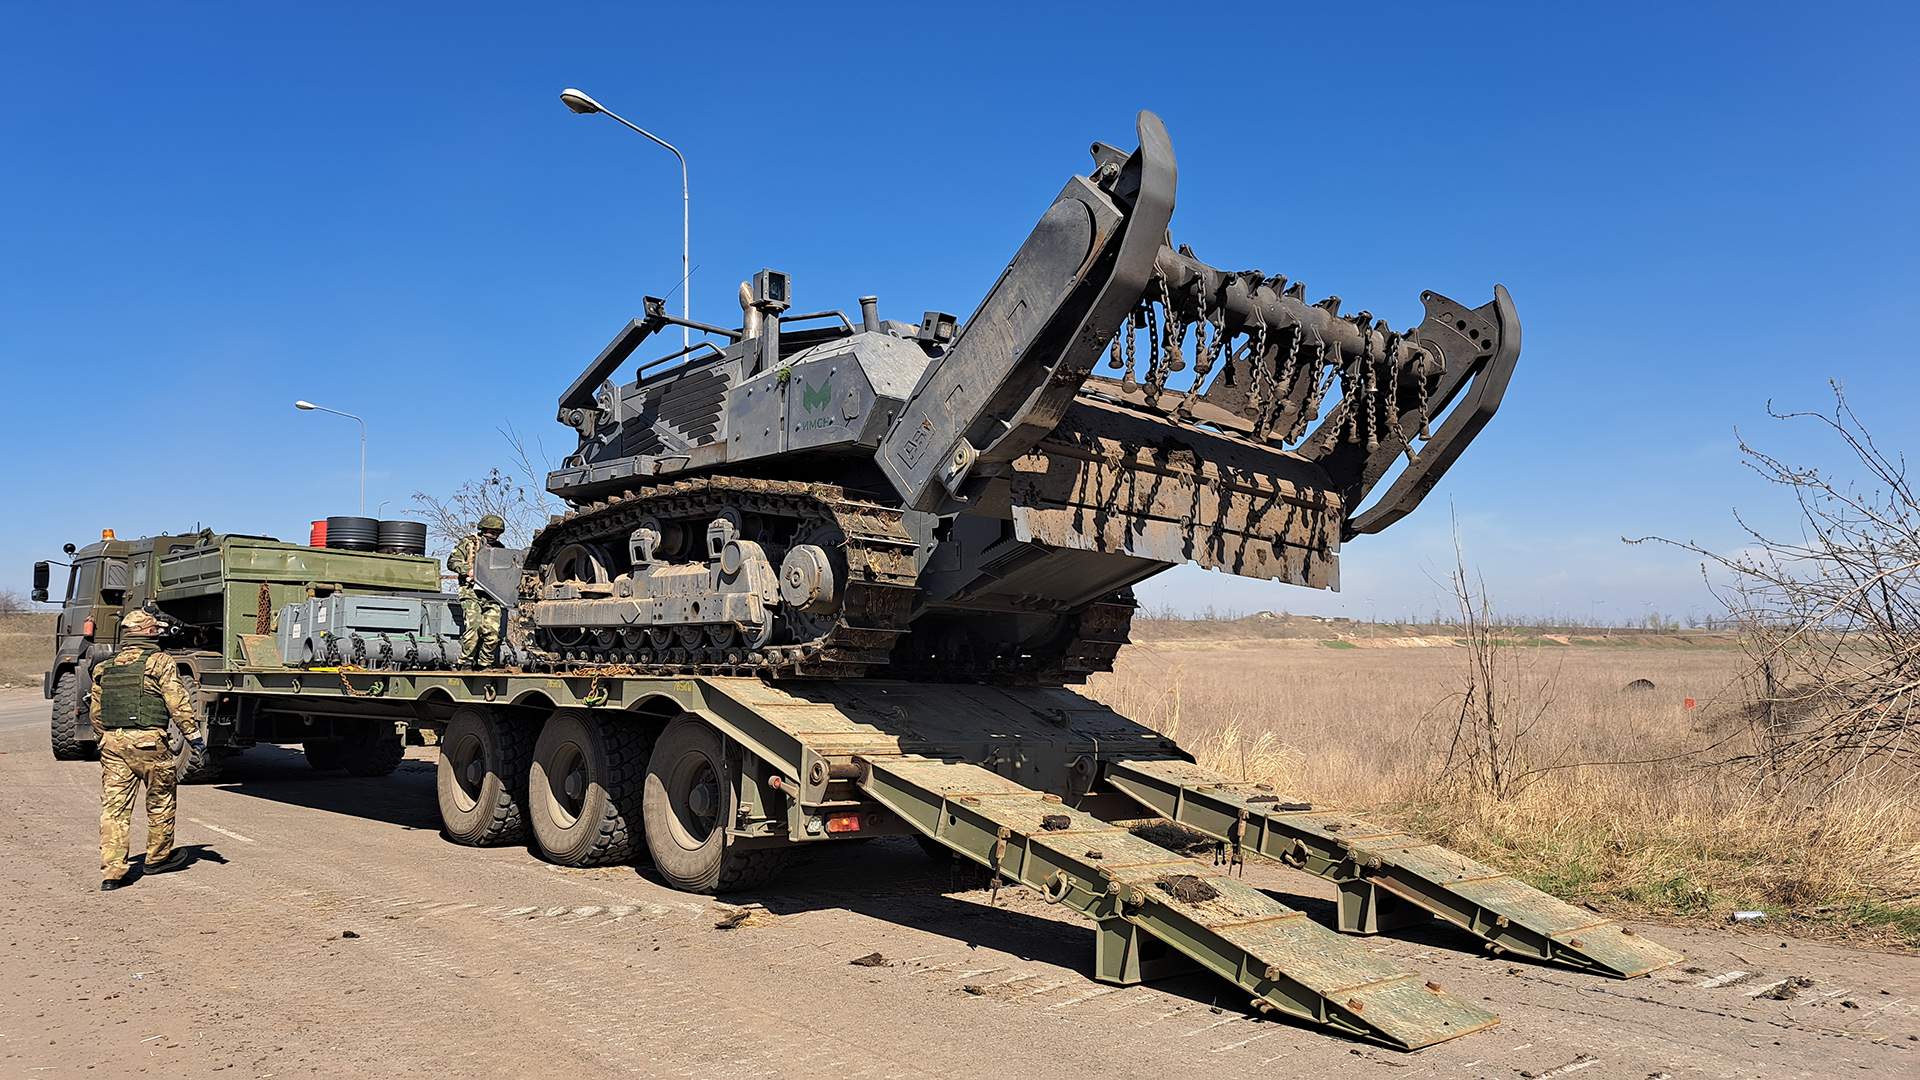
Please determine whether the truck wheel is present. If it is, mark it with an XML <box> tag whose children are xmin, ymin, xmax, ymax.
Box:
<box><xmin>643</xmin><ymin>716</ymin><xmax>788</xmax><ymax>893</ymax></box>
<box><xmin>340</xmin><ymin>727</ymin><xmax>405</xmax><ymax>777</ymax></box>
<box><xmin>527</xmin><ymin>710</ymin><xmax>647</xmax><ymax>867</ymax></box>
<box><xmin>304</xmin><ymin>739</ymin><xmax>347</xmax><ymax>771</ymax></box>
<box><xmin>49</xmin><ymin>670</ymin><xmax>93</xmax><ymax>761</ymax></box>
<box><xmin>437</xmin><ymin>706</ymin><xmax>531</xmax><ymax>846</ymax></box>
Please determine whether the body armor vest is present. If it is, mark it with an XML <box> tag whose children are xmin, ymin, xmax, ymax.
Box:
<box><xmin>96</xmin><ymin>647</ymin><xmax>171</xmax><ymax>730</ymax></box>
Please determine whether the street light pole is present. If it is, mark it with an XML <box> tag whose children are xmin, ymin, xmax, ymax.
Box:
<box><xmin>559</xmin><ymin>88</ymin><xmax>691</xmax><ymax>351</ymax></box>
<box><xmin>295</xmin><ymin>400</ymin><xmax>367</xmax><ymax>513</ymax></box>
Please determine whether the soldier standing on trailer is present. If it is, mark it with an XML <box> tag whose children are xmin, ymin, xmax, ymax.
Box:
<box><xmin>450</xmin><ymin>514</ymin><xmax>507</xmax><ymax>668</ymax></box>
<box><xmin>92</xmin><ymin>610</ymin><xmax>200</xmax><ymax>891</ymax></box>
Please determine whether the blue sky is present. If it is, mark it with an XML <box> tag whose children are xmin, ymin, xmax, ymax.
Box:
<box><xmin>2</xmin><ymin>2</ymin><xmax>1914</xmax><ymax>621</ymax></box>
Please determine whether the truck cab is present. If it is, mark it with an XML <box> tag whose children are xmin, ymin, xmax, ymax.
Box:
<box><xmin>36</xmin><ymin>530</ymin><xmax>209</xmax><ymax>760</ymax></box>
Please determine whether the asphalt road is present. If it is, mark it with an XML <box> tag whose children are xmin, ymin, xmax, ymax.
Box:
<box><xmin>0</xmin><ymin>689</ymin><xmax>1914</xmax><ymax>1079</ymax></box>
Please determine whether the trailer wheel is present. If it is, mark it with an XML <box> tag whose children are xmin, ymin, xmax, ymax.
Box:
<box><xmin>303</xmin><ymin>739</ymin><xmax>347</xmax><ymax>771</ymax></box>
<box><xmin>340</xmin><ymin>727</ymin><xmax>405</xmax><ymax>777</ymax></box>
<box><xmin>49</xmin><ymin>670</ymin><xmax>93</xmax><ymax>761</ymax></box>
<box><xmin>527</xmin><ymin>710</ymin><xmax>647</xmax><ymax>866</ymax></box>
<box><xmin>643</xmin><ymin>716</ymin><xmax>788</xmax><ymax>893</ymax></box>
<box><xmin>437</xmin><ymin>705</ymin><xmax>531</xmax><ymax>846</ymax></box>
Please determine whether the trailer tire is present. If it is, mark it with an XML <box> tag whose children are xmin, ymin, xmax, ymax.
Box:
<box><xmin>303</xmin><ymin>739</ymin><xmax>347</xmax><ymax>771</ymax></box>
<box><xmin>340</xmin><ymin>727</ymin><xmax>405</xmax><ymax>777</ymax></box>
<box><xmin>643</xmin><ymin>716</ymin><xmax>788</xmax><ymax>893</ymax></box>
<box><xmin>49</xmin><ymin>670</ymin><xmax>92</xmax><ymax>761</ymax></box>
<box><xmin>437</xmin><ymin>706</ymin><xmax>531</xmax><ymax>846</ymax></box>
<box><xmin>527</xmin><ymin>710</ymin><xmax>647</xmax><ymax>867</ymax></box>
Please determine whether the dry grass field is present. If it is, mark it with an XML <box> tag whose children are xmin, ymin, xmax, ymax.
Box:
<box><xmin>1089</xmin><ymin>620</ymin><xmax>1920</xmax><ymax>947</ymax></box>
<box><xmin>0</xmin><ymin>613</ymin><xmax>53</xmax><ymax>687</ymax></box>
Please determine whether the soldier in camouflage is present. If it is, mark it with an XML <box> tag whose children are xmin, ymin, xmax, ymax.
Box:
<box><xmin>449</xmin><ymin>514</ymin><xmax>507</xmax><ymax>668</ymax></box>
<box><xmin>90</xmin><ymin>610</ymin><xmax>199</xmax><ymax>891</ymax></box>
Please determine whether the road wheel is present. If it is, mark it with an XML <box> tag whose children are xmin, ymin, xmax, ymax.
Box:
<box><xmin>49</xmin><ymin>670</ymin><xmax>92</xmax><ymax>761</ymax></box>
<box><xmin>437</xmin><ymin>705</ymin><xmax>532</xmax><ymax>846</ymax></box>
<box><xmin>642</xmin><ymin>716</ymin><xmax>788</xmax><ymax>892</ymax></box>
<box><xmin>304</xmin><ymin>739</ymin><xmax>347</xmax><ymax>771</ymax></box>
<box><xmin>340</xmin><ymin>726</ymin><xmax>405</xmax><ymax>777</ymax></box>
<box><xmin>527</xmin><ymin>710</ymin><xmax>647</xmax><ymax>866</ymax></box>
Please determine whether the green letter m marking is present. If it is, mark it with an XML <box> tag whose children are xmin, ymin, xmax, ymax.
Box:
<box><xmin>802</xmin><ymin>378</ymin><xmax>831</xmax><ymax>413</ymax></box>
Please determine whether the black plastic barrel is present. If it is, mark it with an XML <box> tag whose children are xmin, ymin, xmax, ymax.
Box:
<box><xmin>324</xmin><ymin>515</ymin><xmax>380</xmax><ymax>551</ymax></box>
<box><xmin>377</xmin><ymin>519</ymin><xmax>428</xmax><ymax>556</ymax></box>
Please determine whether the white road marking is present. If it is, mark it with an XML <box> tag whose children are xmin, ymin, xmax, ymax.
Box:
<box><xmin>1047</xmin><ymin>986</ymin><xmax>1120</xmax><ymax>1010</ymax></box>
<box><xmin>1181</xmin><ymin>1016</ymin><xmax>1240</xmax><ymax>1037</ymax></box>
<box><xmin>1210</xmin><ymin>1030</ymin><xmax>1276</xmax><ymax>1053</ymax></box>
<box><xmin>187</xmin><ymin>818</ymin><xmax>256</xmax><ymax>844</ymax></box>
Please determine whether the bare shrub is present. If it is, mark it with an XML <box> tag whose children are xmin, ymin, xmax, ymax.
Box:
<box><xmin>0</xmin><ymin>590</ymin><xmax>31</xmax><ymax>615</ymax></box>
<box><xmin>1436</xmin><ymin>528</ymin><xmax>1563</xmax><ymax>800</ymax></box>
<box><xmin>412</xmin><ymin>426</ymin><xmax>564</xmax><ymax>550</ymax></box>
<box><xmin>1638</xmin><ymin>384</ymin><xmax>1920</xmax><ymax>788</ymax></box>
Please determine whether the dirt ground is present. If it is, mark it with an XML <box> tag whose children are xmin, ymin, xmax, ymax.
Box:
<box><xmin>1</xmin><ymin>689</ymin><xmax>1915</xmax><ymax>1079</ymax></box>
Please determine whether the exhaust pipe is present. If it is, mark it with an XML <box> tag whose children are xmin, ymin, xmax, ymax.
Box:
<box><xmin>739</xmin><ymin>281</ymin><xmax>761</xmax><ymax>339</ymax></box>
<box><xmin>859</xmin><ymin>295</ymin><xmax>881</xmax><ymax>333</ymax></box>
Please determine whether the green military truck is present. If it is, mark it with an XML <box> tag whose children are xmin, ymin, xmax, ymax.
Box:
<box><xmin>34</xmin><ymin>528</ymin><xmax>452</xmax><ymax>780</ymax></box>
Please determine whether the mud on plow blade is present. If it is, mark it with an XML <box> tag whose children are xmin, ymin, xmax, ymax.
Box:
<box><xmin>885</xmin><ymin>110</ymin><xmax>1519</xmax><ymax>591</ymax></box>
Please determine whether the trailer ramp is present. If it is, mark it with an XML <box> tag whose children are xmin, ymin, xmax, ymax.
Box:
<box><xmin>857</xmin><ymin>756</ymin><xmax>1496</xmax><ymax>1051</ymax></box>
<box><xmin>1102</xmin><ymin>758</ymin><xmax>1683</xmax><ymax>979</ymax></box>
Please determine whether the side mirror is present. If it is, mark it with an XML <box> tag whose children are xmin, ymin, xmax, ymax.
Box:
<box><xmin>31</xmin><ymin>561</ymin><xmax>50</xmax><ymax>603</ymax></box>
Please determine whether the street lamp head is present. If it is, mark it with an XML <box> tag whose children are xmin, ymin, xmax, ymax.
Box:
<box><xmin>294</xmin><ymin>400</ymin><xmax>317</xmax><ymax>411</ymax></box>
<box><xmin>559</xmin><ymin>88</ymin><xmax>603</xmax><ymax>115</ymax></box>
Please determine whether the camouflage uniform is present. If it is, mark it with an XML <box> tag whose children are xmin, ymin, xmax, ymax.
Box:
<box><xmin>449</xmin><ymin>516</ymin><xmax>506</xmax><ymax>667</ymax></box>
<box><xmin>90</xmin><ymin>612</ymin><xmax>197</xmax><ymax>885</ymax></box>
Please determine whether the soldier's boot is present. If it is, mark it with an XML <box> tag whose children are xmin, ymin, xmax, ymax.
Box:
<box><xmin>100</xmin><ymin>877</ymin><xmax>133</xmax><ymax>892</ymax></box>
<box><xmin>144</xmin><ymin>850</ymin><xmax>189</xmax><ymax>874</ymax></box>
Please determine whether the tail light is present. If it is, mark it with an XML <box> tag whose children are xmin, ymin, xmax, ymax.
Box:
<box><xmin>82</xmin><ymin>618</ymin><xmax>95</xmax><ymax>638</ymax></box>
<box><xmin>825</xmin><ymin>812</ymin><xmax>863</xmax><ymax>834</ymax></box>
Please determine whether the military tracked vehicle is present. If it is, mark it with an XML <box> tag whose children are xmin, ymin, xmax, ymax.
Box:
<box><xmin>514</xmin><ymin>110</ymin><xmax>1519</xmax><ymax>682</ymax></box>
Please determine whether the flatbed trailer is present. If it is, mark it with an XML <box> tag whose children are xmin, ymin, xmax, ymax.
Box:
<box><xmin>190</xmin><ymin>663</ymin><xmax>1683</xmax><ymax>1051</ymax></box>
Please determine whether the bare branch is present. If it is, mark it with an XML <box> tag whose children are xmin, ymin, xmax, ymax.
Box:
<box><xmin>1635</xmin><ymin>383</ymin><xmax>1920</xmax><ymax>783</ymax></box>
